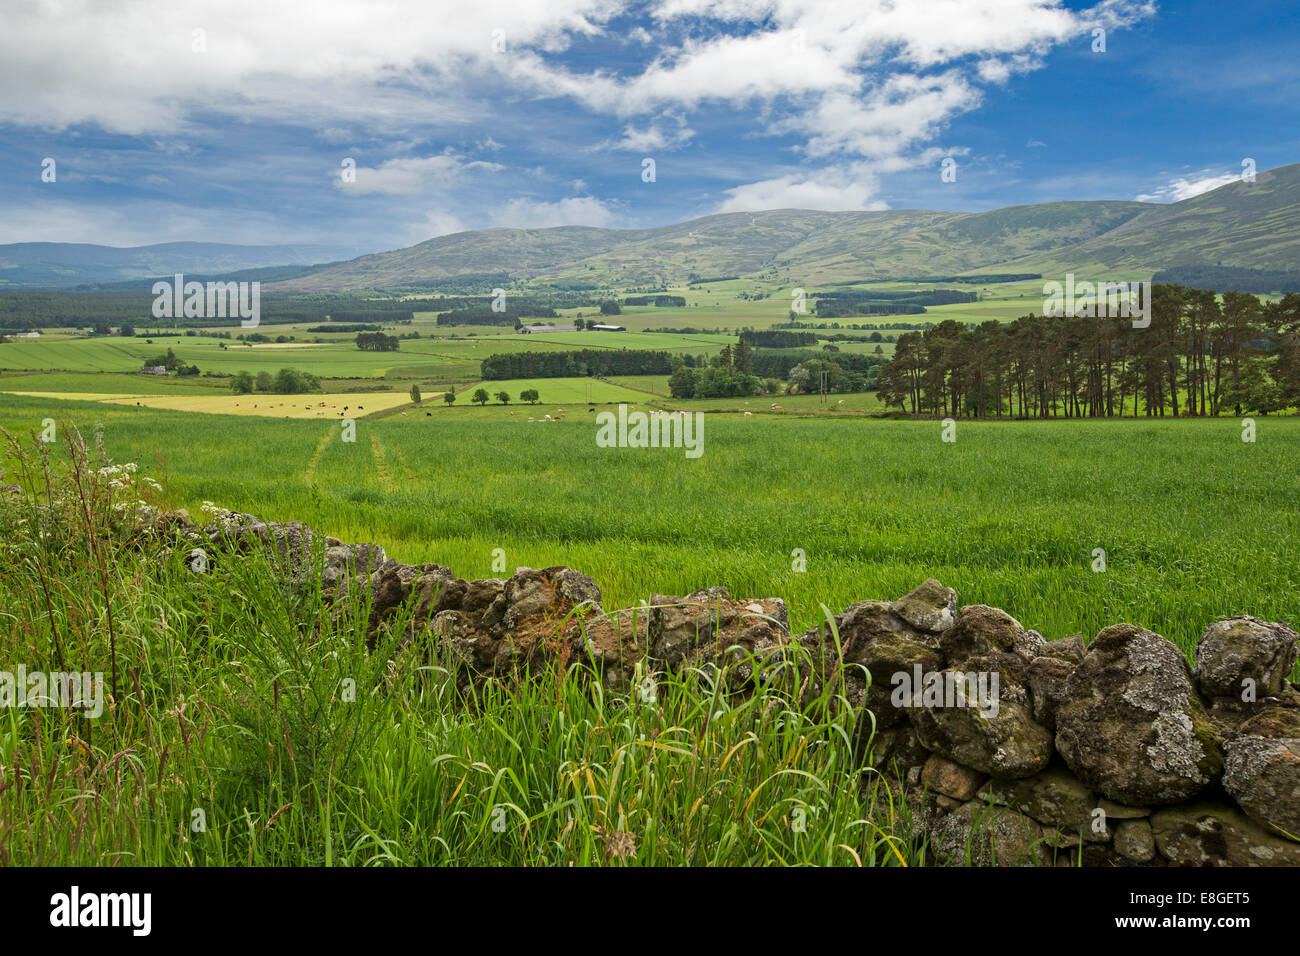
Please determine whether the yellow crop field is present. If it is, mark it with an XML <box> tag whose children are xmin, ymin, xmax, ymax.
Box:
<box><xmin>0</xmin><ymin>390</ymin><xmax>411</xmax><ymax>418</ymax></box>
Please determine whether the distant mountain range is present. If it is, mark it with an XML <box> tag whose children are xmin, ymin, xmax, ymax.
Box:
<box><xmin>6</xmin><ymin>164</ymin><xmax>1299</xmax><ymax>293</ymax></box>
<box><xmin>270</xmin><ymin>163</ymin><xmax>1300</xmax><ymax>292</ymax></box>
<box><xmin>0</xmin><ymin>241</ymin><xmax>367</xmax><ymax>289</ymax></box>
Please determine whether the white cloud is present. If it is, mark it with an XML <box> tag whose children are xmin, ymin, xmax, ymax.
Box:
<box><xmin>1135</xmin><ymin>170</ymin><xmax>1243</xmax><ymax>203</ymax></box>
<box><xmin>336</xmin><ymin>153</ymin><xmax>503</xmax><ymax>196</ymax></box>
<box><xmin>0</xmin><ymin>1</ymin><xmax>1152</xmax><ymax>142</ymax></box>
<box><xmin>492</xmin><ymin>196</ymin><xmax>616</xmax><ymax>228</ymax></box>
<box><xmin>407</xmin><ymin>210</ymin><xmax>469</xmax><ymax>242</ymax></box>
<box><xmin>0</xmin><ymin>0</ymin><xmax>617</xmax><ymax>133</ymax></box>
<box><xmin>597</xmin><ymin>112</ymin><xmax>694</xmax><ymax>151</ymax></box>
<box><xmin>0</xmin><ymin>0</ymin><xmax>1159</xmax><ymax>240</ymax></box>
<box><xmin>796</xmin><ymin>73</ymin><xmax>981</xmax><ymax>161</ymax></box>
<box><xmin>510</xmin><ymin>0</ymin><xmax>1154</xmax><ymax>208</ymax></box>
<box><xmin>718</xmin><ymin>166</ymin><xmax>887</xmax><ymax>212</ymax></box>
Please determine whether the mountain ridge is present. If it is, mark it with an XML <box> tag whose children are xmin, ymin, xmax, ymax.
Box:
<box><xmin>269</xmin><ymin>165</ymin><xmax>1300</xmax><ymax>292</ymax></box>
<box><xmin>0</xmin><ymin>240</ymin><xmax>368</xmax><ymax>289</ymax></box>
<box><xmin>7</xmin><ymin>165</ymin><xmax>1298</xmax><ymax>293</ymax></box>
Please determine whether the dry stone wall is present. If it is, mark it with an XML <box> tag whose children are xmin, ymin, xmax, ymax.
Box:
<box><xmin>153</xmin><ymin>508</ymin><xmax>1300</xmax><ymax>867</ymax></box>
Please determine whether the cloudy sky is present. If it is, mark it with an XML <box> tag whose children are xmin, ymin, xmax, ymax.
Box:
<box><xmin>1</xmin><ymin>0</ymin><xmax>1295</xmax><ymax>252</ymax></box>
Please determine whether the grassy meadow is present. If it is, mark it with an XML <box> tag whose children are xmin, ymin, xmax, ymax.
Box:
<box><xmin>4</xmin><ymin>392</ymin><xmax>1295</xmax><ymax>647</ymax></box>
<box><xmin>4</xmin><ymin>289</ymin><xmax>1299</xmax><ymax>869</ymax></box>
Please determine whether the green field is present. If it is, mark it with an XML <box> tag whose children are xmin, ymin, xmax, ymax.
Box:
<box><xmin>5</xmin><ymin>289</ymin><xmax>1299</xmax><ymax>869</ymax></box>
<box><xmin>0</xmin><ymin>327</ymin><xmax>734</xmax><ymax>378</ymax></box>
<box><xmin>5</xmin><ymin>393</ymin><xmax>1296</xmax><ymax>646</ymax></box>
<box><xmin>605</xmin><ymin>374</ymin><xmax>672</xmax><ymax>396</ymax></box>
<box><xmin>449</xmin><ymin>377</ymin><xmax>657</xmax><ymax>407</ymax></box>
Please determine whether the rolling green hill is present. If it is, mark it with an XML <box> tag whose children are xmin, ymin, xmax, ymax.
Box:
<box><xmin>271</xmin><ymin>163</ymin><xmax>1300</xmax><ymax>292</ymax></box>
<box><xmin>997</xmin><ymin>165</ymin><xmax>1300</xmax><ymax>276</ymax></box>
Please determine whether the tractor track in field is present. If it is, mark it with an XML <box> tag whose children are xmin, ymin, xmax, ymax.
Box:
<box><xmin>383</xmin><ymin>439</ymin><xmax>417</xmax><ymax>482</ymax></box>
<box><xmin>304</xmin><ymin>429</ymin><xmax>333</xmax><ymax>485</ymax></box>
<box><xmin>369</xmin><ymin>433</ymin><xmax>394</xmax><ymax>486</ymax></box>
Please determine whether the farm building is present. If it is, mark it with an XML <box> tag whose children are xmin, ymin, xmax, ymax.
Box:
<box><xmin>518</xmin><ymin>325</ymin><xmax>577</xmax><ymax>334</ymax></box>
<box><xmin>589</xmin><ymin>324</ymin><xmax>626</xmax><ymax>332</ymax></box>
<box><xmin>139</xmin><ymin>365</ymin><xmax>168</xmax><ymax>375</ymax></box>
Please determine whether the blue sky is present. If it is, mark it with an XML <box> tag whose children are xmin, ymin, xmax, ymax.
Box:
<box><xmin>0</xmin><ymin>0</ymin><xmax>1295</xmax><ymax>253</ymax></box>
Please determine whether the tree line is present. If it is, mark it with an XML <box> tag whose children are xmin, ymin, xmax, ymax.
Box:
<box><xmin>1151</xmin><ymin>266</ymin><xmax>1300</xmax><ymax>296</ymax></box>
<box><xmin>480</xmin><ymin>348</ymin><xmax>683</xmax><ymax>380</ymax></box>
<box><xmin>624</xmin><ymin>295</ymin><xmax>686</xmax><ymax>307</ymax></box>
<box><xmin>875</xmin><ymin>284</ymin><xmax>1300</xmax><ymax>418</ymax></box>
<box><xmin>740</xmin><ymin>329</ymin><xmax>819</xmax><ymax>348</ymax></box>
<box><xmin>355</xmin><ymin>331</ymin><xmax>400</xmax><ymax>351</ymax></box>
<box><xmin>230</xmin><ymin>368</ymin><xmax>321</xmax><ymax>394</ymax></box>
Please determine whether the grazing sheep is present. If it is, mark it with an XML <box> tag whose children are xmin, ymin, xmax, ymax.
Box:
<box><xmin>744</xmin><ymin>411</ymin><xmax>752</xmax><ymax>416</ymax></box>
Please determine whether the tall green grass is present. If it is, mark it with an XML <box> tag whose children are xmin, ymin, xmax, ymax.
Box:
<box><xmin>0</xmin><ymin>426</ymin><xmax>909</xmax><ymax>865</ymax></box>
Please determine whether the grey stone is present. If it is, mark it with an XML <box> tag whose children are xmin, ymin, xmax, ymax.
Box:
<box><xmin>909</xmin><ymin>654</ymin><xmax>1053</xmax><ymax>779</ymax></box>
<box><xmin>1195</xmin><ymin>616</ymin><xmax>1298</xmax><ymax>701</ymax></box>
<box><xmin>891</xmin><ymin>578</ymin><xmax>957</xmax><ymax>634</ymax></box>
<box><xmin>1114</xmin><ymin>820</ymin><xmax>1156</xmax><ymax>862</ymax></box>
<box><xmin>922</xmin><ymin>755</ymin><xmax>987</xmax><ymax>801</ymax></box>
<box><xmin>1222</xmin><ymin>707</ymin><xmax>1300</xmax><ymax>838</ymax></box>
<box><xmin>1151</xmin><ymin>802</ymin><xmax>1300</xmax><ymax>866</ymax></box>
<box><xmin>931</xmin><ymin>801</ymin><xmax>1048</xmax><ymax>867</ymax></box>
<box><xmin>1056</xmin><ymin>624</ymin><xmax>1222</xmax><ymax>805</ymax></box>
<box><xmin>941</xmin><ymin>604</ymin><xmax>1042</xmax><ymax>666</ymax></box>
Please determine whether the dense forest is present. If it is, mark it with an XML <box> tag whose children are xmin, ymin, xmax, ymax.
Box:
<box><xmin>624</xmin><ymin>295</ymin><xmax>686</xmax><ymax>307</ymax></box>
<box><xmin>0</xmin><ymin>290</ymin><xmax>600</xmax><ymax>331</ymax></box>
<box><xmin>875</xmin><ymin>284</ymin><xmax>1300</xmax><ymax>418</ymax></box>
<box><xmin>355</xmin><ymin>331</ymin><xmax>401</xmax><ymax>351</ymax></box>
<box><xmin>1150</xmin><ymin>266</ymin><xmax>1300</xmax><ymax>295</ymax></box>
<box><xmin>812</xmin><ymin>288</ymin><xmax>978</xmax><ymax>318</ymax></box>
<box><xmin>480</xmin><ymin>348</ymin><xmax>683</xmax><ymax>379</ymax></box>
<box><xmin>436</xmin><ymin>305</ymin><xmax>560</xmax><ymax>326</ymax></box>
<box><xmin>739</xmin><ymin>329</ymin><xmax>820</xmax><ymax>348</ymax></box>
